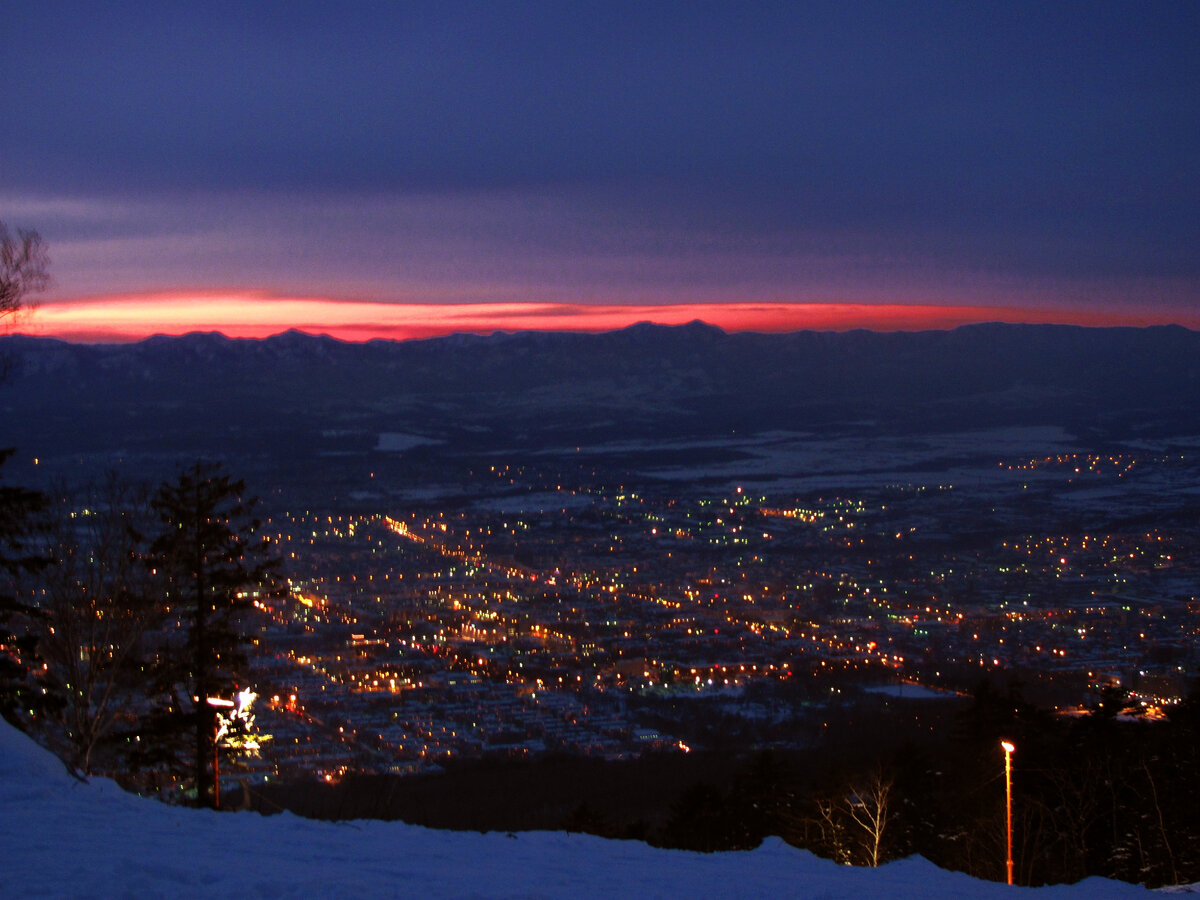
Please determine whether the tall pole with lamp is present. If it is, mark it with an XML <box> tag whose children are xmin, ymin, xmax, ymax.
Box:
<box><xmin>1001</xmin><ymin>740</ymin><xmax>1015</xmax><ymax>885</ymax></box>
<box><xmin>207</xmin><ymin>696</ymin><xmax>235</xmax><ymax>809</ymax></box>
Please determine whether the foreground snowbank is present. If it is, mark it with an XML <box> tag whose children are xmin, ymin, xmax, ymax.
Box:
<box><xmin>0</xmin><ymin>722</ymin><xmax>1158</xmax><ymax>899</ymax></box>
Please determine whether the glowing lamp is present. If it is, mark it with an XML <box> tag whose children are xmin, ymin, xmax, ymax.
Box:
<box><xmin>1001</xmin><ymin>740</ymin><xmax>1015</xmax><ymax>884</ymax></box>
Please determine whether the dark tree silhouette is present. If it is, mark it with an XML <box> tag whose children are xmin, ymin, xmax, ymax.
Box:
<box><xmin>0</xmin><ymin>222</ymin><xmax>52</xmax><ymax>723</ymax></box>
<box><xmin>36</xmin><ymin>477</ymin><xmax>158</xmax><ymax>773</ymax></box>
<box><xmin>0</xmin><ymin>221</ymin><xmax>50</xmax><ymax>327</ymax></box>
<box><xmin>140</xmin><ymin>462</ymin><xmax>276</xmax><ymax>807</ymax></box>
<box><xmin>0</xmin><ymin>449</ymin><xmax>51</xmax><ymax>725</ymax></box>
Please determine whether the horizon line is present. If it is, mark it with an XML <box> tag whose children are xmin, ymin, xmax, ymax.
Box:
<box><xmin>10</xmin><ymin>295</ymin><xmax>1200</xmax><ymax>344</ymax></box>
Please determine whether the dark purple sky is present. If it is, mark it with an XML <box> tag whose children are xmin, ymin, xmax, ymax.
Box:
<box><xmin>3</xmin><ymin>1</ymin><xmax>1198</xmax><ymax>337</ymax></box>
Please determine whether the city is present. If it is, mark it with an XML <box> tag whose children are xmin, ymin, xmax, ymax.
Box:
<box><xmin>235</xmin><ymin>433</ymin><xmax>1200</xmax><ymax>784</ymax></box>
<box><xmin>6</xmin><ymin>326</ymin><xmax>1200</xmax><ymax>885</ymax></box>
<box><xmin>4</xmin><ymin>1</ymin><xmax>1198</xmax><ymax>891</ymax></box>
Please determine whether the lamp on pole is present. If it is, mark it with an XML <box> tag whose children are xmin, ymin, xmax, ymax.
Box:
<box><xmin>206</xmin><ymin>696</ymin><xmax>235</xmax><ymax>809</ymax></box>
<box><xmin>1001</xmin><ymin>740</ymin><xmax>1015</xmax><ymax>885</ymax></box>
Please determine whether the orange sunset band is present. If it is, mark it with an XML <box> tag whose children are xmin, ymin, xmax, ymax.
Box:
<box><xmin>16</xmin><ymin>295</ymin><xmax>1199</xmax><ymax>344</ymax></box>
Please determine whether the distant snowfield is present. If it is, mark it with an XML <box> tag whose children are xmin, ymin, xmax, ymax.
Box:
<box><xmin>1</xmin><ymin>722</ymin><xmax>1163</xmax><ymax>899</ymax></box>
<box><xmin>376</xmin><ymin>432</ymin><xmax>443</xmax><ymax>452</ymax></box>
<box><xmin>864</xmin><ymin>683</ymin><xmax>962</xmax><ymax>700</ymax></box>
<box><xmin>635</xmin><ymin>427</ymin><xmax>1078</xmax><ymax>489</ymax></box>
<box><xmin>471</xmin><ymin>491</ymin><xmax>594</xmax><ymax>514</ymax></box>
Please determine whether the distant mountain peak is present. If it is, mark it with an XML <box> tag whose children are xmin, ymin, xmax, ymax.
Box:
<box><xmin>620</xmin><ymin>319</ymin><xmax>726</xmax><ymax>338</ymax></box>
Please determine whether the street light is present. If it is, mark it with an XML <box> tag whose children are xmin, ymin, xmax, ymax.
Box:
<box><xmin>1001</xmin><ymin>740</ymin><xmax>1015</xmax><ymax>885</ymax></box>
<box><xmin>206</xmin><ymin>696</ymin><xmax>235</xmax><ymax>809</ymax></box>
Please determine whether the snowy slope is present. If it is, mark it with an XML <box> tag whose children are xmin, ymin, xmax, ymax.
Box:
<box><xmin>0</xmin><ymin>722</ymin><xmax>1160</xmax><ymax>899</ymax></box>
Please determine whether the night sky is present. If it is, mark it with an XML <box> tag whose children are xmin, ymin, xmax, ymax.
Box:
<box><xmin>4</xmin><ymin>1</ymin><xmax>1199</xmax><ymax>341</ymax></box>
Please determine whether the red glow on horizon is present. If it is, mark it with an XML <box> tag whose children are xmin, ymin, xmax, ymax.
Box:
<box><xmin>13</xmin><ymin>293</ymin><xmax>1199</xmax><ymax>343</ymax></box>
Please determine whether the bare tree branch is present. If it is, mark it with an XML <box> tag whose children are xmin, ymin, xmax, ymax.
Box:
<box><xmin>0</xmin><ymin>222</ymin><xmax>51</xmax><ymax>326</ymax></box>
<box><xmin>36</xmin><ymin>476</ymin><xmax>158</xmax><ymax>774</ymax></box>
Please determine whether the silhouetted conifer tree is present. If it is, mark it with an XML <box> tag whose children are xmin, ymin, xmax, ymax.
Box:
<box><xmin>0</xmin><ymin>448</ymin><xmax>53</xmax><ymax>725</ymax></box>
<box><xmin>138</xmin><ymin>462</ymin><xmax>276</xmax><ymax>807</ymax></box>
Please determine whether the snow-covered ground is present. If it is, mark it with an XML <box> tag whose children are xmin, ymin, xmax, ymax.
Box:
<box><xmin>0</xmin><ymin>721</ymin><xmax>1164</xmax><ymax>898</ymax></box>
<box><xmin>863</xmin><ymin>683</ymin><xmax>962</xmax><ymax>700</ymax></box>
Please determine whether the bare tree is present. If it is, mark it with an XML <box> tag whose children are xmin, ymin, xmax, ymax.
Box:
<box><xmin>809</xmin><ymin>767</ymin><xmax>896</xmax><ymax>867</ymax></box>
<box><xmin>35</xmin><ymin>477</ymin><xmax>158</xmax><ymax>774</ymax></box>
<box><xmin>845</xmin><ymin>768</ymin><xmax>895</xmax><ymax>867</ymax></box>
<box><xmin>813</xmin><ymin>796</ymin><xmax>854</xmax><ymax>865</ymax></box>
<box><xmin>1</xmin><ymin>222</ymin><xmax>50</xmax><ymax>327</ymax></box>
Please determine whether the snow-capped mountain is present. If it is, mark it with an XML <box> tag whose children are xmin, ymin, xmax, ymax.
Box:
<box><xmin>3</xmin><ymin>323</ymin><xmax>1198</xmax><ymax>470</ymax></box>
